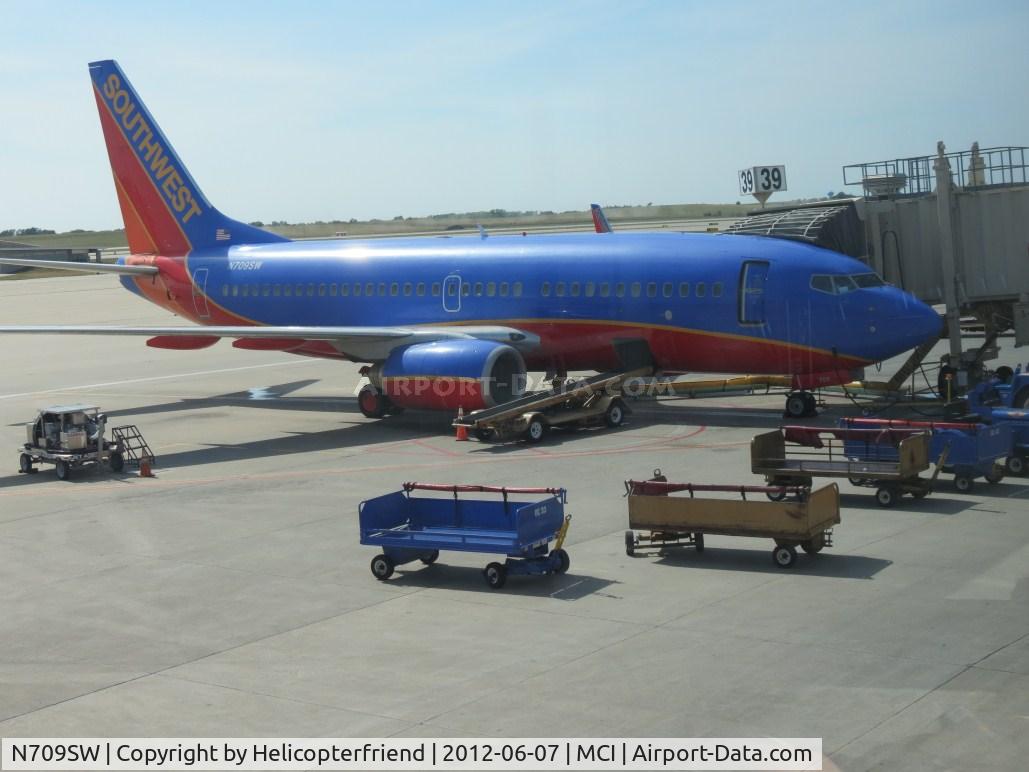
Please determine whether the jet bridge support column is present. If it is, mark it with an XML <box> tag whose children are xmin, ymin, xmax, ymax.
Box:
<box><xmin>933</xmin><ymin>141</ymin><xmax>966</xmax><ymax>380</ymax></box>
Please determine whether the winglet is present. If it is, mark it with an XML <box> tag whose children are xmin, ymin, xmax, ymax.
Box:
<box><xmin>88</xmin><ymin>60</ymin><xmax>288</xmax><ymax>256</ymax></box>
<box><xmin>590</xmin><ymin>203</ymin><xmax>613</xmax><ymax>233</ymax></box>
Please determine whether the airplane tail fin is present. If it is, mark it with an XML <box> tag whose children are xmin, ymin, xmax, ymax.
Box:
<box><xmin>590</xmin><ymin>203</ymin><xmax>613</xmax><ymax>233</ymax></box>
<box><xmin>88</xmin><ymin>60</ymin><xmax>288</xmax><ymax>256</ymax></box>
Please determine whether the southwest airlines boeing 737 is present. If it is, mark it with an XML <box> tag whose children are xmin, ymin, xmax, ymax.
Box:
<box><xmin>0</xmin><ymin>60</ymin><xmax>941</xmax><ymax>419</ymax></box>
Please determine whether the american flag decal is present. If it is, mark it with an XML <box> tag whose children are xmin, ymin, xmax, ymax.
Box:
<box><xmin>215</xmin><ymin>228</ymin><xmax>231</xmax><ymax>241</ymax></box>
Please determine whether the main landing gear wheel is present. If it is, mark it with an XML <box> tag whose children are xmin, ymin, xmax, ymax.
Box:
<box><xmin>358</xmin><ymin>385</ymin><xmax>390</xmax><ymax>419</ymax></box>
<box><xmin>785</xmin><ymin>391</ymin><xmax>816</xmax><ymax>419</ymax></box>
<box><xmin>19</xmin><ymin>453</ymin><xmax>33</xmax><ymax>474</ymax></box>
<box><xmin>772</xmin><ymin>544</ymin><xmax>797</xmax><ymax>568</ymax></box>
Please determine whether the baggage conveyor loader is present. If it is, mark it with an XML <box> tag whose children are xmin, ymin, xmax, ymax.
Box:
<box><xmin>453</xmin><ymin>367</ymin><xmax>652</xmax><ymax>443</ymax></box>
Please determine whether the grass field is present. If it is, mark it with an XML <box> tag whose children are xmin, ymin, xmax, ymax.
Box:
<box><xmin>9</xmin><ymin>201</ymin><xmax>760</xmax><ymax>250</ymax></box>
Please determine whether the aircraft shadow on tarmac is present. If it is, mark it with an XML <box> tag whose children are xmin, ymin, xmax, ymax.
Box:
<box><xmin>837</xmin><ymin>492</ymin><xmax>977</xmax><ymax>515</ymax></box>
<box><xmin>648</xmin><ymin>548</ymin><xmax>892</xmax><ymax>579</ymax></box>
<box><xmin>374</xmin><ymin>563</ymin><xmax>619</xmax><ymax>601</ymax></box>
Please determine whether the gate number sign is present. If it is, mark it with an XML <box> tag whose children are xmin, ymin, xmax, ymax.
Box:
<box><xmin>738</xmin><ymin>166</ymin><xmax>787</xmax><ymax>196</ymax></box>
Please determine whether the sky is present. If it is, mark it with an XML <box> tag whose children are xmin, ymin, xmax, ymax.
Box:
<box><xmin>1</xmin><ymin>0</ymin><xmax>1027</xmax><ymax>232</ymax></box>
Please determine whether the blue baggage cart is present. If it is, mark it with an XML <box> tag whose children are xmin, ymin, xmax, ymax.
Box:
<box><xmin>359</xmin><ymin>483</ymin><xmax>570</xmax><ymax>589</ymax></box>
<box><xmin>839</xmin><ymin>417</ymin><xmax>1009</xmax><ymax>493</ymax></box>
<box><xmin>965</xmin><ymin>371</ymin><xmax>1029</xmax><ymax>475</ymax></box>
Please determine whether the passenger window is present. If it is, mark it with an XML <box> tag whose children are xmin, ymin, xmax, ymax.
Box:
<box><xmin>306</xmin><ymin>284</ymin><xmax>314</xmax><ymax>297</ymax></box>
<box><xmin>571</xmin><ymin>282</ymin><xmax>580</xmax><ymax>297</ymax></box>
<box><xmin>318</xmin><ymin>284</ymin><xmax>326</xmax><ymax>297</ymax></box>
<box><xmin>365</xmin><ymin>282</ymin><xmax>374</xmax><ymax>296</ymax></box>
<box><xmin>378</xmin><ymin>283</ymin><xmax>386</xmax><ymax>296</ymax></box>
<box><xmin>696</xmin><ymin>282</ymin><xmax>706</xmax><ymax>298</ymax></box>
<box><xmin>712</xmin><ymin>282</ymin><xmax>723</xmax><ymax>298</ymax></box>
<box><xmin>403</xmin><ymin>282</ymin><xmax>412</xmax><ymax>296</ymax></box>
<box><xmin>556</xmin><ymin>282</ymin><xmax>566</xmax><ymax>297</ymax></box>
<box><xmin>262</xmin><ymin>284</ymin><xmax>271</xmax><ymax>297</ymax></box>
<box><xmin>341</xmin><ymin>284</ymin><xmax>349</xmax><ymax>296</ymax></box>
<box><xmin>221</xmin><ymin>284</ymin><xmax>229</xmax><ymax>297</ymax></box>
<box><xmin>273</xmin><ymin>285</ymin><xmax>281</xmax><ymax>297</ymax></box>
<box><xmin>631</xmin><ymin>282</ymin><xmax>641</xmax><ymax>298</ymax></box>
<box><xmin>487</xmin><ymin>282</ymin><xmax>496</xmax><ymax>297</ymax></box>
<box><xmin>390</xmin><ymin>282</ymin><xmax>399</xmax><ymax>296</ymax></box>
<box><xmin>679</xmin><ymin>282</ymin><xmax>689</xmax><ymax>297</ymax></box>
<box><xmin>329</xmin><ymin>284</ymin><xmax>337</xmax><ymax>297</ymax></box>
<box><xmin>647</xmin><ymin>282</ymin><xmax>657</xmax><ymax>298</ymax></box>
<box><xmin>283</xmin><ymin>285</ymin><xmax>292</xmax><ymax>297</ymax></box>
<box><xmin>252</xmin><ymin>284</ymin><xmax>259</xmax><ymax>297</ymax></box>
<box><xmin>432</xmin><ymin>283</ymin><xmax>441</xmax><ymax>296</ymax></box>
<box><xmin>513</xmin><ymin>282</ymin><xmax>523</xmax><ymax>297</ymax></box>
<box><xmin>499</xmin><ymin>282</ymin><xmax>509</xmax><ymax>297</ymax></box>
<box><xmin>541</xmin><ymin>282</ymin><xmax>551</xmax><ymax>297</ymax></box>
<box><xmin>353</xmin><ymin>284</ymin><xmax>362</xmax><ymax>297</ymax></box>
<box><xmin>416</xmin><ymin>283</ymin><xmax>425</xmax><ymax>296</ymax></box>
<box><xmin>616</xmin><ymin>282</ymin><xmax>625</xmax><ymax>298</ymax></box>
<box><xmin>462</xmin><ymin>282</ymin><xmax>470</xmax><ymax>296</ymax></box>
<box><xmin>474</xmin><ymin>282</ymin><xmax>483</xmax><ymax>296</ymax></box>
<box><xmin>600</xmin><ymin>283</ymin><xmax>611</xmax><ymax>298</ymax></box>
<box><xmin>585</xmin><ymin>282</ymin><xmax>595</xmax><ymax>297</ymax></box>
<box><xmin>663</xmin><ymin>282</ymin><xmax>672</xmax><ymax>298</ymax></box>
<box><xmin>241</xmin><ymin>285</ymin><xmax>248</xmax><ymax>297</ymax></box>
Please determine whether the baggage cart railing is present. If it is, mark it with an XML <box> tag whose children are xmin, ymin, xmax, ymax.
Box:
<box><xmin>402</xmin><ymin>482</ymin><xmax>567</xmax><ymax>503</ymax></box>
<box><xmin>624</xmin><ymin>480</ymin><xmax>808</xmax><ymax>499</ymax></box>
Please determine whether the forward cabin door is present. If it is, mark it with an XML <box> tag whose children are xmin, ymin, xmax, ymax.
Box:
<box><xmin>739</xmin><ymin>260</ymin><xmax>769</xmax><ymax>325</ymax></box>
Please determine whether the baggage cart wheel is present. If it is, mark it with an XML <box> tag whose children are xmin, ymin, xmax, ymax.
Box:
<box><xmin>484</xmin><ymin>562</ymin><xmax>507</xmax><ymax>589</ymax></box>
<box><xmin>108</xmin><ymin>451</ymin><xmax>124</xmax><ymax>473</ymax></box>
<box><xmin>474</xmin><ymin>427</ymin><xmax>494</xmax><ymax>442</ymax></box>
<box><xmin>624</xmin><ymin>530</ymin><xmax>636</xmax><ymax>557</ymax></box>
<box><xmin>420</xmin><ymin>550</ymin><xmax>439</xmax><ymax>565</ymax></box>
<box><xmin>604</xmin><ymin>399</ymin><xmax>626</xmax><ymax>428</ymax></box>
<box><xmin>849</xmin><ymin>477</ymin><xmax>868</xmax><ymax>486</ymax></box>
<box><xmin>766</xmin><ymin>487</ymin><xmax>787</xmax><ymax>502</ymax></box>
<box><xmin>875</xmin><ymin>486</ymin><xmax>899</xmax><ymax>508</ymax></box>
<box><xmin>985</xmin><ymin>467</ymin><xmax>1004</xmax><ymax>484</ymax></box>
<box><xmin>694</xmin><ymin>533</ymin><xmax>705</xmax><ymax>553</ymax></box>
<box><xmin>953</xmin><ymin>474</ymin><xmax>974</xmax><ymax>493</ymax></box>
<box><xmin>370</xmin><ymin>554</ymin><xmax>394</xmax><ymax>581</ymax></box>
<box><xmin>55</xmin><ymin>459</ymin><xmax>71</xmax><ymax>481</ymax></box>
<box><xmin>1005</xmin><ymin>455</ymin><xmax>1025</xmax><ymax>476</ymax></box>
<box><xmin>19</xmin><ymin>453</ymin><xmax>33</xmax><ymax>474</ymax></box>
<box><xmin>801</xmin><ymin>533</ymin><xmax>825</xmax><ymax>554</ymax></box>
<box><xmin>912</xmin><ymin>486</ymin><xmax>929</xmax><ymax>499</ymax></box>
<box><xmin>551</xmin><ymin>548</ymin><xmax>570</xmax><ymax>574</ymax></box>
<box><xmin>525</xmin><ymin>416</ymin><xmax>548</xmax><ymax>444</ymax></box>
<box><xmin>772</xmin><ymin>544</ymin><xmax>797</xmax><ymax>568</ymax></box>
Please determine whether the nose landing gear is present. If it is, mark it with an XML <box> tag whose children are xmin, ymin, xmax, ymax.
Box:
<box><xmin>784</xmin><ymin>391</ymin><xmax>818</xmax><ymax>419</ymax></box>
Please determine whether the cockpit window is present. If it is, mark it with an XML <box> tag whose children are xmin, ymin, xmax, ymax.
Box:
<box><xmin>811</xmin><ymin>272</ymin><xmax>886</xmax><ymax>295</ymax></box>
<box><xmin>810</xmin><ymin>275</ymin><xmax>833</xmax><ymax>294</ymax></box>
<box><xmin>852</xmin><ymin>273</ymin><xmax>885</xmax><ymax>288</ymax></box>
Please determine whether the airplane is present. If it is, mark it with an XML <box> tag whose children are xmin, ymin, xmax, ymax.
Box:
<box><xmin>591</xmin><ymin>204</ymin><xmax>613</xmax><ymax>233</ymax></box>
<box><xmin>0</xmin><ymin>60</ymin><xmax>942</xmax><ymax>420</ymax></box>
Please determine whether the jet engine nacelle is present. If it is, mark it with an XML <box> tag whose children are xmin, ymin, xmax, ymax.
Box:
<box><xmin>373</xmin><ymin>339</ymin><xmax>527</xmax><ymax>411</ymax></box>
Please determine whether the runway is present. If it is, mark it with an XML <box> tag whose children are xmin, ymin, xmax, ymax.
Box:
<box><xmin>1</xmin><ymin>274</ymin><xmax>1028</xmax><ymax>769</ymax></box>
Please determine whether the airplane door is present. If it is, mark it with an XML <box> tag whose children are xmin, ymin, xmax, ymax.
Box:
<box><xmin>442</xmin><ymin>274</ymin><xmax>461</xmax><ymax>312</ymax></box>
<box><xmin>739</xmin><ymin>260</ymin><xmax>769</xmax><ymax>325</ymax></box>
<box><xmin>192</xmin><ymin>267</ymin><xmax>211</xmax><ymax>318</ymax></box>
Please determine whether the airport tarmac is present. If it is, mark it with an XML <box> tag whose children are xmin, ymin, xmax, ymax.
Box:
<box><xmin>1</xmin><ymin>274</ymin><xmax>1028</xmax><ymax>770</ymax></box>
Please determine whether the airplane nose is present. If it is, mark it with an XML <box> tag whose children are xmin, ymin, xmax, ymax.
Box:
<box><xmin>892</xmin><ymin>294</ymin><xmax>942</xmax><ymax>351</ymax></box>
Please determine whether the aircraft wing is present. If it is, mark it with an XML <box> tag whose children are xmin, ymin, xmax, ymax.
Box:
<box><xmin>0</xmin><ymin>324</ymin><xmax>539</xmax><ymax>361</ymax></box>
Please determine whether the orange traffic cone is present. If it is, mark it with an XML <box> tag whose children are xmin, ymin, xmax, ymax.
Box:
<box><xmin>139</xmin><ymin>457</ymin><xmax>155</xmax><ymax>477</ymax></box>
<box><xmin>455</xmin><ymin>407</ymin><xmax>468</xmax><ymax>441</ymax></box>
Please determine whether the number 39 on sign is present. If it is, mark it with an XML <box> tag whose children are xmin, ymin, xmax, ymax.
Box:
<box><xmin>738</xmin><ymin>166</ymin><xmax>787</xmax><ymax>196</ymax></box>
